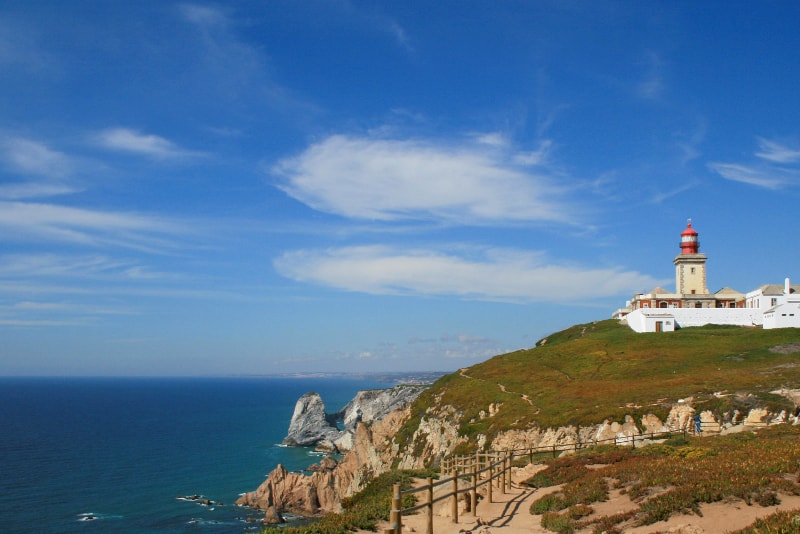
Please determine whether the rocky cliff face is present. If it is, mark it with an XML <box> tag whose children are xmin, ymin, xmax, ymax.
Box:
<box><xmin>281</xmin><ymin>385</ymin><xmax>426</xmax><ymax>453</ymax></box>
<box><xmin>237</xmin><ymin>406</ymin><xmax>409</xmax><ymax>516</ymax></box>
<box><xmin>282</xmin><ymin>392</ymin><xmax>340</xmax><ymax>447</ymax></box>
<box><xmin>241</xmin><ymin>388</ymin><xmax>800</xmax><ymax>519</ymax></box>
<box><xmin>340</xmin><ymin>385</ymin><xmax>427</xmax><ymax>431</ymax></box>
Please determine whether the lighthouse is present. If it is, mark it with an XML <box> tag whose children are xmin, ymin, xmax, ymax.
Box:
<box><xmin>674</xmin><ymin>219</ymin><xmax>708</xmax><ymax>296</ymax></box>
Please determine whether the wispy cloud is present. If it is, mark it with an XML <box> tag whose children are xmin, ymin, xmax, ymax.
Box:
<box><xmin>0</xmin><ymin>200</ymin><xmax>187</xmax><ymax>252</ymax></box>
<box><xmin>754</xmin><ymin>137</ymin><xmax>800</xmax><ymax>164</ymax></box>
<box><xmin>0</xmin><ymin>136</ymin><xmax>74</xmax><ymax>178</ymax></box>
<box><xmin>0</xmin><ymin>299</ymin><xmax>136</xmax><ymax>328</ymax></box>
<box><xmin>93</xmin><ymin>128</ymin><xmax>205</xmax><ymax>160</ymax></box>
<box><xmin>273</xmin><ymin>134</ymin><xmax>573</xmax><ymax>224</ymax></box>
<box><xmin>179</xmin><ymin>3</ymin><xmax>228</xmax><ymax>28</ymax></box>
<box><xmin>709</xmin><ymin>137</ymin><xmax>800</xmax><ymax>190</ymax></box>
<box><xmin>0</xmin><ymin>253</ymin><xmax>130</xmax><ymax>278</ymax></box>
<box><xmin>635</xmin><ymin>50</ymin><xmax>664</xmax><ymax>100</ymax></box>
<box><xmin>274</xmin><ymin>245</ymin><xmax>661</xmax><ymax>302</ymax></box>
<box><xmin>707</xmin><ymin>163</ymin><xmax>786</xmax><ymax>190</ymax></box>
<box><xmin>0</xmin><ymin>17</ymin><xmax>54</xmax><ymax>74</ymax></box>
<box><xmin>0</xmin><ymin>182</ymin><xmax>81</xmax><ymax>200</ymax></box>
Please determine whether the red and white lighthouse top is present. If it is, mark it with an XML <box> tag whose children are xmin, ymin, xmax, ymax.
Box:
<box><xmin>679</xmin><ymin>220</ymin><xmax>699</xmax><ymax>254</ymax></box>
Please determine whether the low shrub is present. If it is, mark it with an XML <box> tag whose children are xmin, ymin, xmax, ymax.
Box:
<box><xmin>729</xmin><ymin>508</ymin><xmax>800</xmax><ymax>533</ymax></box>
<box><xmin>531</xmin><ymin>492</ymin><xmax>568</xmax><ymax>514</ymax></box>
<box><xmin>540</xmin><ymin>511</ymin><xmax>576</xmax><ymax>534</ymax></box>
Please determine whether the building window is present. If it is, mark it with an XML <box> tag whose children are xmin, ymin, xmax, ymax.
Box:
<box><xmin>690</xmin><ymin>267</ymin><xmax>695</xmax><ymax>274</ymax></box>
<box><xmin>695</xmin><ymin>303</ymin><xmax>702</xmax><ymax>308</ymax></box>
<box><xmin>771</xmin><ymin>298</ymin><xmax>778</xmax><ymax>306</ymax></box>
<box><xmin>660</xmin><ymin>302</ymin><xmax>668</xmax><ymax>308</ymax></box>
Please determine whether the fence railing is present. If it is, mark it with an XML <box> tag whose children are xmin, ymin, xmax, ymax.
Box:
<box><xmin>383</xmin><ymin>428</ymin><xmax>692</xmax><ymax>534</ymax></box>
<box><xmin>383</xmin><ymin>451</ymin><xmax>512</xmax><ymax>534</ymax></box>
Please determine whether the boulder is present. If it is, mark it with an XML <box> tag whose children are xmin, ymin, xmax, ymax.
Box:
<box><xmin>283</xmin><ymin>393</ymin><xmax>340</xmax><ymax>447</ymax></box>
<box><xmin>263</xmin><ymin>506</ymin><xmax>284</xmax><ymax>524</ymax></box>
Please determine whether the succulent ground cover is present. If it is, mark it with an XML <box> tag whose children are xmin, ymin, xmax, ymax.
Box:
<box><xmin>524</xmin><ymin>427</ymin><xmax>800</xmax><ymax>533</ymax></box>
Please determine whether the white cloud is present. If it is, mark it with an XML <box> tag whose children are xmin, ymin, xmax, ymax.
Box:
<box><xmin>0</xmin><ymin>182</ymin><xmax>81</xmax><ymax>199</ymax></box>
<box><xmin>708</xmin><ymin>163</ymin><xmax>786</xmax><ymax>190</ymax></box>
<box><xmin>0</xmin><ymin>253</ymin><xmax>130</xmax><ymax>278</ymax></box>
<box><xmin>755</xmin><ymin>138</ymin><xmax>800</xmax><ymax>164</ymax></box>
<box><xmin>0</xmin><ymin>136</ymin><xmax>73</xmax><ymax>178</ymax></box>
<box><xmin>389</xmin><ymin>22</ymin><xmax>412</xmax><ymax>52</ymax></box>
<box><xmin>0</xmin><ymin>200</ymin><xmax>186</xmax><ymax>252</ymax></box>
<box><xmin>635</xmin><ymin>50</ymin><xmax>663</xmax><ymax>100</ymax></box>
<box><xmin>274</xmin><ymin>245</ymin><xmax>661</xmax><ymax>302</ymax></box>
<box><xmin>94</xmin><ymin>128</ymin><xmax>204</xmax><ymax>160</ymax></box>
<box><xmin>179</xmin><ymin>3</ymin><xmax>228</xmax><ymax>29</ymax></box>
<box><xmin>709</xmin><ymin>137</ymin><xmax>800</xmax><ymax>190</ymax></box>
<box><xmin>273</xmin><ymin>135</ymin><xmax>572</xmax><ymax>224</ymax></box>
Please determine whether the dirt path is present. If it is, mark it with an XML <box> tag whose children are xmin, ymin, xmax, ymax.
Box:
<box><xmin>366</xmin><ymin>465</ymin><xmax>800</xmax><ymax>534</ymax></box>
<box><xmin>368</xmin><ymin>464</ymin><xmax>550</xmax><ymax>534</ymax></box>
<box><xmin>460</xmin><ymin>368</ymin><xmax>536</xmax><ymax>410</ymax></box>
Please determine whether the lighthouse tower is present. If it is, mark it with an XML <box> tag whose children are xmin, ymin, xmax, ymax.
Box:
<box><xmin>674</xmin><ymin>220</ymin><xmax>708</xmax><ymax>296</ymax></box>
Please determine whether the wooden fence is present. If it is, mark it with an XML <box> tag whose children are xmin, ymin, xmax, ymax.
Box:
<box><xmin>382</xmin><ymin>429</ymin><xmax>691</xmax><ymax>534</ymax></box>
<box><xmin>383</xmin><ymin>451</ymin><xmax>512</xmax><ymax>534</ymax></box>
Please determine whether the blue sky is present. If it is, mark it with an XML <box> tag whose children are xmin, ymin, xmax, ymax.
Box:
<box><xmin>2</xmin><ymin>1</ymin><xmax>800</xmax><ymax>376</ymax></box>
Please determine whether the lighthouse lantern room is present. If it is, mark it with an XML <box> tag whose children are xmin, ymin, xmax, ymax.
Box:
<box><xmin>680</xmin><ymin>220</ymin><xmax>699</xmax><ymax>254</ymax></box>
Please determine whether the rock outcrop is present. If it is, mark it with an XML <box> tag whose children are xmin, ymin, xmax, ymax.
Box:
<box><xmin>340</xmin><ymin>385</ymin><xmax>427</xmax><ymax>431</ymax></box>
<box><xmin>282</xmin><ymin>385</ymin><xmax>426</xmax><ymax>452</ymax></box>
<box><xmin>282</xmin><ymin>392</ymin><xmax>340</xmax><ymax>447</ymax></box>
<box><xmin>237</xmin><ymin>408</ymin><xmax>408</xmax><ymax>516</ymax></box>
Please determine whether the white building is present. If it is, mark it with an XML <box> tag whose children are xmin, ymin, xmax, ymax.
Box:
<box><xmin>616</xmin><ymin>221</ymin><xmax>798</xmax><ymax>333</ymax></box>
<box><xmin>761</xmin><ymin>279</ymin><xmax>800</xmax><ymax>329</ymax></box>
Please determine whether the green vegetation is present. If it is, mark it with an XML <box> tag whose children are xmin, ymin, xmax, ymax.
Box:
<box><xmin>524</xmin><ymin>425</ymin><xmax>800</xmax><ymax>532</ymax></box>
<box><xmin>395</xmin><ymin>320</ymin><xmax>800</xmax><ymax>452</ymax></box>
<box><xmin>730</xmin><ymin>508</ymin><xmax>800</xmax><ymax>533</ymax></box>
<box><xmin>261</xmin><ymin>469</ymin><xmax>435</xmax><ymax>534</ymax></box>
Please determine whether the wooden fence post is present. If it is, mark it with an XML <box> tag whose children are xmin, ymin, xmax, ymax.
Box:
<box><xmin>390</xmin><ymin>483</ymin><xmax>402</xmax><ymax>534</ymax></box>
<box><xmin>426</xmin><ymin>477</ymin><xmax>433</xmax><ymax>534</ymax></box>
<box><xmin>471</xmin><ymin>465</ymin><xmax>477</xmax><ymax>515</ymax></box>
<box><xmin>501</xmin><ymin>453</ymin><xmax>506</xmax><ymax>495</ymax></box>
<box><xmin>487</xmin><ymin>459</ymin><xmax>493</xmax><ymax>503</ymax></box>
<box><xmin>451</xmin><ymin>469</ymin><xmax>459</xmax><ymax>524</ymax></box>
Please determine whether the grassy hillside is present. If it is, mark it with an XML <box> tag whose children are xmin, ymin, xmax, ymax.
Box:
<box><xmin>401</xmin><ymin>320</ymin><xmax>800</xmax><ymax>451</ymax></box>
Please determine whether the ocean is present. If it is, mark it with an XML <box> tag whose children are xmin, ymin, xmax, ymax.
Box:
<box><xmin>0</xmin><ymin>376</ymin><xmax>394</xmax><ymax>533</ymax></box>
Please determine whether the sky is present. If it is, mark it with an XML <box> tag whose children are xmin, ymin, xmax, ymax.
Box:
<box><xmin>2</xmin><ymin>1</ymin><xmax>800</xmax><ymax>376</ymax></box>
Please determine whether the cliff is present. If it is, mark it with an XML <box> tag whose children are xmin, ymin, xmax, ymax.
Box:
<box><xmin>237</xmin><ymin>405</ymin><xmax>409</xmax><ymax>515</ymax></box>
<box><xmin>239</xmin><ymin>396</ymin><xmax>800</xmax><ymax>517</ymax></box>
<box><xmin>281</xmin><ymin>384</ymin><xmax>426</xmax><ymax>452</ymax></box>
<box><xmin>238</xmin><ymin>321</ymin><xmax>800</xmax><ymax>519</ymax></box>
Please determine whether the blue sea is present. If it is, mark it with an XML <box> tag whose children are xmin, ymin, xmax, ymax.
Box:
<box><xmin>0</xmin><ymin>376</ymin><xmax>392</xmax><ymax>533</ymax></box>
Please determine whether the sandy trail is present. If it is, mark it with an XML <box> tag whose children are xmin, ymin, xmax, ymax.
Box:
<box><xmin>365</xmin><ymin>465</ymin><xmax>800</xmax><ymax>534</ymax></box>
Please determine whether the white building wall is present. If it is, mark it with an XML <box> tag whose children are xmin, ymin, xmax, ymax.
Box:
<box><xmin>763</xmin><ymin>300</ymin><xmax>800</xmax><ymax>329</ymax></box>
<box><xmin>625</xmin><ymin>310</ymin><xmax>676</xmax><ymax>333</ymax></box>
<box><xmin>625</xmin><ymin>308</ymin><xmax>762</xmax><ymax>333</ymax></box>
